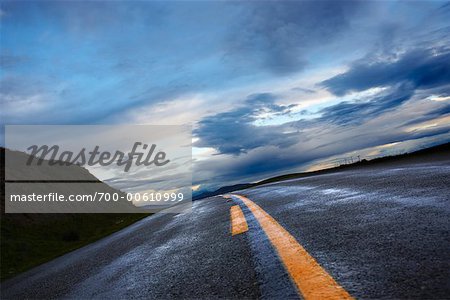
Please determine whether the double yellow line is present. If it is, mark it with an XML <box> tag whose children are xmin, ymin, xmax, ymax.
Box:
<box><xmin>230</xmin><ymin>204</ymin><xmax>249</xmax><ymax>235</ymax></box>
<box><xmin>229</xmin><ymin>194</ymin><xmax>353</xmax><ymax>300</ymax></box>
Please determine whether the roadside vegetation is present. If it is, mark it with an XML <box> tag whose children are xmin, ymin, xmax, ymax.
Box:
<box><xmin>1</xmin><ymin>212</ymin><xmax>149</xmax><ymax>280</ymax></box>
<box><xmin>0</xmin><ymin>148</ymin><xmax>150</xmax><ymax>280</ymax></box>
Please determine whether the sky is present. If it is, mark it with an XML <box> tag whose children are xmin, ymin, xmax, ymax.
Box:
<box><xmin>1</xmin><ymin>1</ymin><xmax>450</xmax><ymax>193</ymax></box>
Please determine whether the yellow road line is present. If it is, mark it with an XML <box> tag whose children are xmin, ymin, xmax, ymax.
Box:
<box><xmin>230</xmin><ymin>205</ymin><xmax>248</xmax><ymax>236</ymax></box>
<box><xmin>234</xmin><ymin>194</ymin><xmax>353</xmax><ymax>300</ymax></box>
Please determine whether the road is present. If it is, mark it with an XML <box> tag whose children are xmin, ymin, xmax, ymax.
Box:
<box><xmin>2</xmin><ymin>160</ymin><xmax>450</xmax><ymax>299</ymax></box>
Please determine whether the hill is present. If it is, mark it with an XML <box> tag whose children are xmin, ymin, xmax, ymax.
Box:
<box><xmin>1</xmin><ymin>148</ymin><xmax>149</xmax><ymax>280</ymax></box>
<box><xmin>194</xmin><ymin>142</ymin><xmax>450</xmax><ymax>200</ymax></box>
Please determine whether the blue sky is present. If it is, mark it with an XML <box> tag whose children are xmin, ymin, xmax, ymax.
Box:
<box><xmin>1</xmin><ymin>1</ymin><xmax>450</xmax><ymax>192</ymax></box>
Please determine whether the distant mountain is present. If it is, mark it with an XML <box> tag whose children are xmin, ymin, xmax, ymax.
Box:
<box><xmin>193</xmin><ymin>141</ymin><xmax>450</xmax><ymax>200</ymax></box>
<box><xmin>193</xmin><ymin>183</ymin><xmax>253</xmax><ymax>200</ymax></box>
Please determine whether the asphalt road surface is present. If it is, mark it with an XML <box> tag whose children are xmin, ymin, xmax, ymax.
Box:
<box><xmin>2</xmin><ymin>160</ymin><xmax>450</xmax><ymax>299</ymax></box>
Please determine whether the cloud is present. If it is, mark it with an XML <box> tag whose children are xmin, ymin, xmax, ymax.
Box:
<box><xmin>226</xmin><ymin>1</ymin><xmax>368</xmax><ymax>74</ymax></box>
<box><xmin>313</xmin><ymin>47</ymin><xmax>450</xmax><ymax>127</ymax></box>
<box><xmin>193</xmin><ymin>98</ymin><xmax>450</xmax><ymax>190</ymax></box>
<box><xmin>291</xmin><ymin>87</ymin><xmax>316</xmax><ymax>94</ymax></box>
<box><xmin>192</xmin><ymin>46</ymin><xmax>450</xmax><ymax>189</ymax></box>
<box><xmin>318</xmin><ymin>83</ymin><xmax>415</xmax><ymax>125</ymax></box>
<box><xmin>194</xmin><ymin>93</ymin><xmax>298</xmax><ymax>155</ymax></box>
<box><xmin>2</xmin><ymin>1</ymin><xmax>450</xmax><ymax>192</ymax></box>
<box><xmin>321</xmin><ymin>48</ymin><xmax>450</xmax><ymax>96</ymax></box>
<box><xmin>192</xmin><ymin>63</ymin><xmax>450</xmax><ymax>189</ymax></box>
<box><xmin>0</xmin><ymin>76</ymin><xmax>57</xmax><ymax>123</ymax></box>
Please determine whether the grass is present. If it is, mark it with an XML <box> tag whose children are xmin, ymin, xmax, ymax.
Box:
<box><xmin>1</xmin><ymin>213</ymin><xmax>149</xmax><ymax>281</ymax></box>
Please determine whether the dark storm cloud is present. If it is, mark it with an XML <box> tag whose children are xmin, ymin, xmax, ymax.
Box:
<box><xmin>194</xmin><ymin>93</ymin><xmax>298</xmax><ymax>155</ymax></box>
<box><xmin>193</xmin><ymin>145</ymin><xmax>315</xmax><ymax>184</ymax></box>
<box><xmin>195</xmin><ymin>75</ymin><xmax>448</xmax><ymax>160</ymax></box>
<box><xmin>228</xmin><ymin>1</ymin><xmax>367</xmax><ymax>74</ymax></box>
<box><xmin>193</xmin><ymin>118</ymin><xmax>450</xmax><ymax>189</ymax></box>
<box><xmin>403</xmin><ymin>101</ymin><xmax>450</xmax><ymax>127</ymax></box>
<box><xmin>428</xmin><ymin>102</ymin><xmax>450</xmax><ymax>116</ymax></box>
<box><xmin>194</xmin><ymin>54</ymin><xmax>450</xmax><ymax>188</ymax></box>
<box><xmin>318</xmin><ymin>83</ymin><xmax>415</xmax><ymax>125</ymax></box>
<box><xmin>321</xmin><ymin>48</ymin><xmax>450</xmax><ymax>96</ymax></box>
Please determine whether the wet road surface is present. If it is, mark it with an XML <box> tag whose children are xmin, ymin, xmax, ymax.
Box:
<box><xmin>2</xmin><ymin>160</ymin><xmax>450</xmax><ymax>299</ymax></box>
